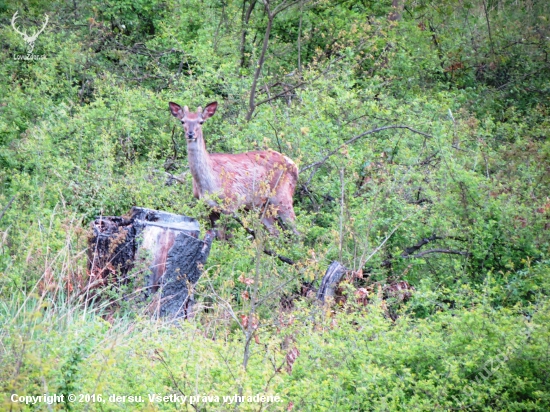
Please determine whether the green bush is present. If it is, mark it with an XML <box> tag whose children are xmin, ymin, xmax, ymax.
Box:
<box><xmin>1</xmin><ymin>0</ymin><xmax>549</xmax><ymax>410</ymax></box>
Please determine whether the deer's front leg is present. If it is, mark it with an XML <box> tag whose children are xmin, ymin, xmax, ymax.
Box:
<box><xmin>261</xmin><ymin>215</ymin><xmax>280</xmax><ymax>236</ymax></box>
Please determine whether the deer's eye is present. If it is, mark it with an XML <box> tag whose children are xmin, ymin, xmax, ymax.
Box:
<box><xmin>181</xmin><ymin>120</ymin><xmax>185</xmax><ymax>124</ymax></box>
<box><xmin>199</xmin><ymin>121</ymin><xmax>204</xmax><ymax>125</ymax></box>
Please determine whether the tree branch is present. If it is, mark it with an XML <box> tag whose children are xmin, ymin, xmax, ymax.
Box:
<box><xmin>401</xmin><ymin>234</ymin><xmax>442</xmax><ymax>257</ymax></box>
<box><xmin>0</xmin><ymin>196</ymin><xmax>15</xmax><ymax>223</ymax></box>
<box><xmin>231</xmin><ymin>215</ymin><xmax>295</xmax><ymax>265</ymax></box>
<box><xmin>381</xmin><ymin>234</ymin><xmax>469</xmax><ymax>267</ymax></box>
<box><xmin>407</xmin><ymin>249</ymin><xmax>471</xmax><ymax>258</ymax></box>
<box><xmin>253</xmin><ymin>51</ymin><xmax>348</xmax><ymax>110</ymax></box>
<box><xmin>245</xmin><ymin>0</ymin><xmax>305</xmax><ymax>121</ymax></box>
<box><xmin>272</xmin><ymin>0</ymin><xmax>301</xmax><ymax>15</ymax></box>
<box><xmin>239</xmin><ymin>0</ymin><xmax>257</xmax><ymax>68</ymax></box>
<box><xmin>300</xmin><ymin>125</ymin><xmax>434</xmax><ymax>185</ymax></box>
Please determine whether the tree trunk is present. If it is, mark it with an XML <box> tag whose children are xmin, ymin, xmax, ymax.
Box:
<box><xmin>246</xmin><ymin>10</ymin><xmax>273</xmax><ymax>121</ymax></box>
<box><xmin>240</xmin><ymin>0</ymin><xmax>257</xmax><ymax>68</ymax></box>
<box><xmin>316</xmin><ymin>261</ymin><xmax>347</xmax><ymax>302</ymax></box>
<box><xmin>87</xmin><ymin>207</ymin><xmax>213</xmax><ymax>318</ymax></box>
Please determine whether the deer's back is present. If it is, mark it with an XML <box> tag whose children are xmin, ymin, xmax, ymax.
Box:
<box><xmin>208</xmin><ymin>149</ymin><xmax>297</xmax><ymax>210</ymax></box>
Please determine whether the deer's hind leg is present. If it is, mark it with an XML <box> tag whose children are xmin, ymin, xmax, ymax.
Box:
<box><xmin>208</xmin><ymin>210</ymin><xmax>234</xmax><ymax>241</ymax></box>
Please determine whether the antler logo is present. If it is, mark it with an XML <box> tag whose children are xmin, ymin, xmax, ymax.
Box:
<box><xmin>11</xmin><ymin>11</ymin><xmax>49</xmax><ymax>54</ymax></box>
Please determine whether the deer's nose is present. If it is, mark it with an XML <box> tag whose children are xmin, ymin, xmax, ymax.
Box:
<box><xmin>187</xmin><ymin>131</ymin><xmax>195</xmax><ymax>139</ymax></box>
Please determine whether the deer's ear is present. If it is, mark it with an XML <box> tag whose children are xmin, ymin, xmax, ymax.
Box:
<box><xmin>169</xmin><ymin>102</ymin><xmax>184</xmax><ymax>118</ymax></box>
<box><xmin>202</xmin><ymin>102</ymin><xmax>218</xmax><ymax>120</ymax></box>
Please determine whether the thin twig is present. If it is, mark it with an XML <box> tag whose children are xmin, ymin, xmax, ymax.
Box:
<box><xmin>301</xmin><ymin>125</ymin><xmax>434</xmax><ymax>185</ymax></box>
<box><xmin>263</xmin><ymin>248</ymin><xmax>294</xmax><ymax>265</ymax></box>
<box><xmin>207</xmin><ymin>281</ymin><xmax>246</xmax><ymax>335</ymax></box>
<box><xmin>165</xmin><ymin>171</ymin><xmax>188</xmax><ymax>184</ymax></box>
<box><xmin>0</xmin><ymin>196</ymin><xmax>15</xmax><ymax>222</ymax></box>
<box><xmin>481</xmin><ymin>0</ymin><xmax>495</xmax><ymax>57</ymax></box>
<box><xmin>338</xmin><ymin>168</ymin><xmax>345</xmax><ymax>262</ymax></box>
<box><xmin>362</xmin><ymin>216</ymin><xmax>407</xmax><ymax>265</ymax></box>
<box><xmin>230</xmin><ymin>215</ymin><xmax>295</xmax><ymax>265</ymax></box>
<box><xmin>401</xmin><ymin>234</ymin><xmax>442</xmax><ymax>256</ymax></box>
<box><xmin>255</xmin><ymin>277</ymin><xmax>297</xmax><ymax>307</ymax></box>
<box><xmin>170</xmin><ymin>125</ymin><xmax>178</xmax><ymax>160</ymax></box>
<box><xmin>253</xmin><ymin>52</ymin><xmax>348</xmax><ymax>109</ymax></box>
<box><xmin>155</xmin><ymin>351</ymin><xmax>198</xmax><ymax>411</ymax></box>
<box><xmin>381</xmin><ymin>234</ymin><xmax>469</xmax><ymax>267</ymax></box>
<box><xmin>266</xmin><ymin>119</ymin><xmax>283</xmax><ymax>153</ymax></box>
<box><xmin>407</xmin><ymin>249</ymin><xmax>471</xmax><ymax>258</ymax></box>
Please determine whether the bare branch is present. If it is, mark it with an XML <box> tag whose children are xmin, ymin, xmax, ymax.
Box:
<box><xmin>245</xmin><ymin>3</ymin><xmax>273</xmax><ymax>121</ymax></box>
<box><xmin>300</xmin><ymin>125</ymin><xmax>434</xmax><ymax>185</ymax></box>
<box><xmin>253</xmin><ymin>52</ymin><xmax>348</xmax><ymax>109</ymax></box>
<box><xmin>401</xmin><ymin>234</ymin><xmax>442</xmax><ymax>257</ymax></box>
<box><xmin>245</xmin><ymin>0</ymin><xmax>306</xmax><ymax>121</ymax></box>
<box><xmin>0</xmin><ymin>196</ymin><xmax>15</xmax><ymax>223</ymax></box>
<box><xmin>407</xmin><ymin>249</ymin><xmax>471</xmax><ymax>258</ymax></box>
<box><xmin>239</xmin><ymin>0</ymin><xmax>258</xmax><ymax>68</ymax></box>
<box><xmin>381</xmin><ymin>234</ymin><xmax>469</xmax><ymax>267</ymax></box>
<box><xmin>273</xmin><ymin>0</ymin><xmax>302</xmax><ymax>15</ymax></box>
<box><xmin>362</xmin><ymin>215</ymin><xmax>408</xmax><ymax>265</ymax></box>
<box><xmin>206</xmin><ymin>281</ymin><xmax>246</xmax><ymax>335</ymax></box>
<box><xmin>263</xmin><ymin>248</ymin><xmax>295</xmax><ymax>265</ymax></box>
<box><xmin>164</xmin><ymin>171</ymin><xmax>188</xmax><ymax>185</ymax></box>
<box><xmin>255</xmin><ymin>277</ymin><xmax>297</xmax><ymax>306</ymax></box>
<box><xmin>231</xmin><ymin>215</ymin><xmax>295</xmax><ymax>265</ymax></box>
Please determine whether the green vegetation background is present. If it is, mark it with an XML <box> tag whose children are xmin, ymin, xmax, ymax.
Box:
<box><xmin>0</xmin><ymin>0</ymin><xmax>549</xmax><ymax>410</ymax></box>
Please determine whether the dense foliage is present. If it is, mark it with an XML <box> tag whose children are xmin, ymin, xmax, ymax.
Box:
<box><xmin>1</xmin><ymin>0</ymin><xmax>549</xmax><ymax>410</ymax></box>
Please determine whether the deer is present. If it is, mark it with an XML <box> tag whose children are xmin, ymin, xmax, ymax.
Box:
<box><xmin>169</xmin><ymin>101</ymin><xmax>299</xmax><ymax>237</ymax></box>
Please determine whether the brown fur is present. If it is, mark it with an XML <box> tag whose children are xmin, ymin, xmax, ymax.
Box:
<box><xmin>169</xmin><ymin>101</ymin><xmax>298</xmax><ymax>234</ymax></box>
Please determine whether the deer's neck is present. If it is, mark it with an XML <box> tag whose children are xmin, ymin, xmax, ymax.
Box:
<box><xmin>187</xmin><ymin>137</ymin><xmax>218</xmax><ymax>196</ymax></box>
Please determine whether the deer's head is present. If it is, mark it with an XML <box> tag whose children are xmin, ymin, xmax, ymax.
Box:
<box><xmin>169</xmin><ymin>102</ymin><xmax>217</xmax><ymax>142</ymax></box>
